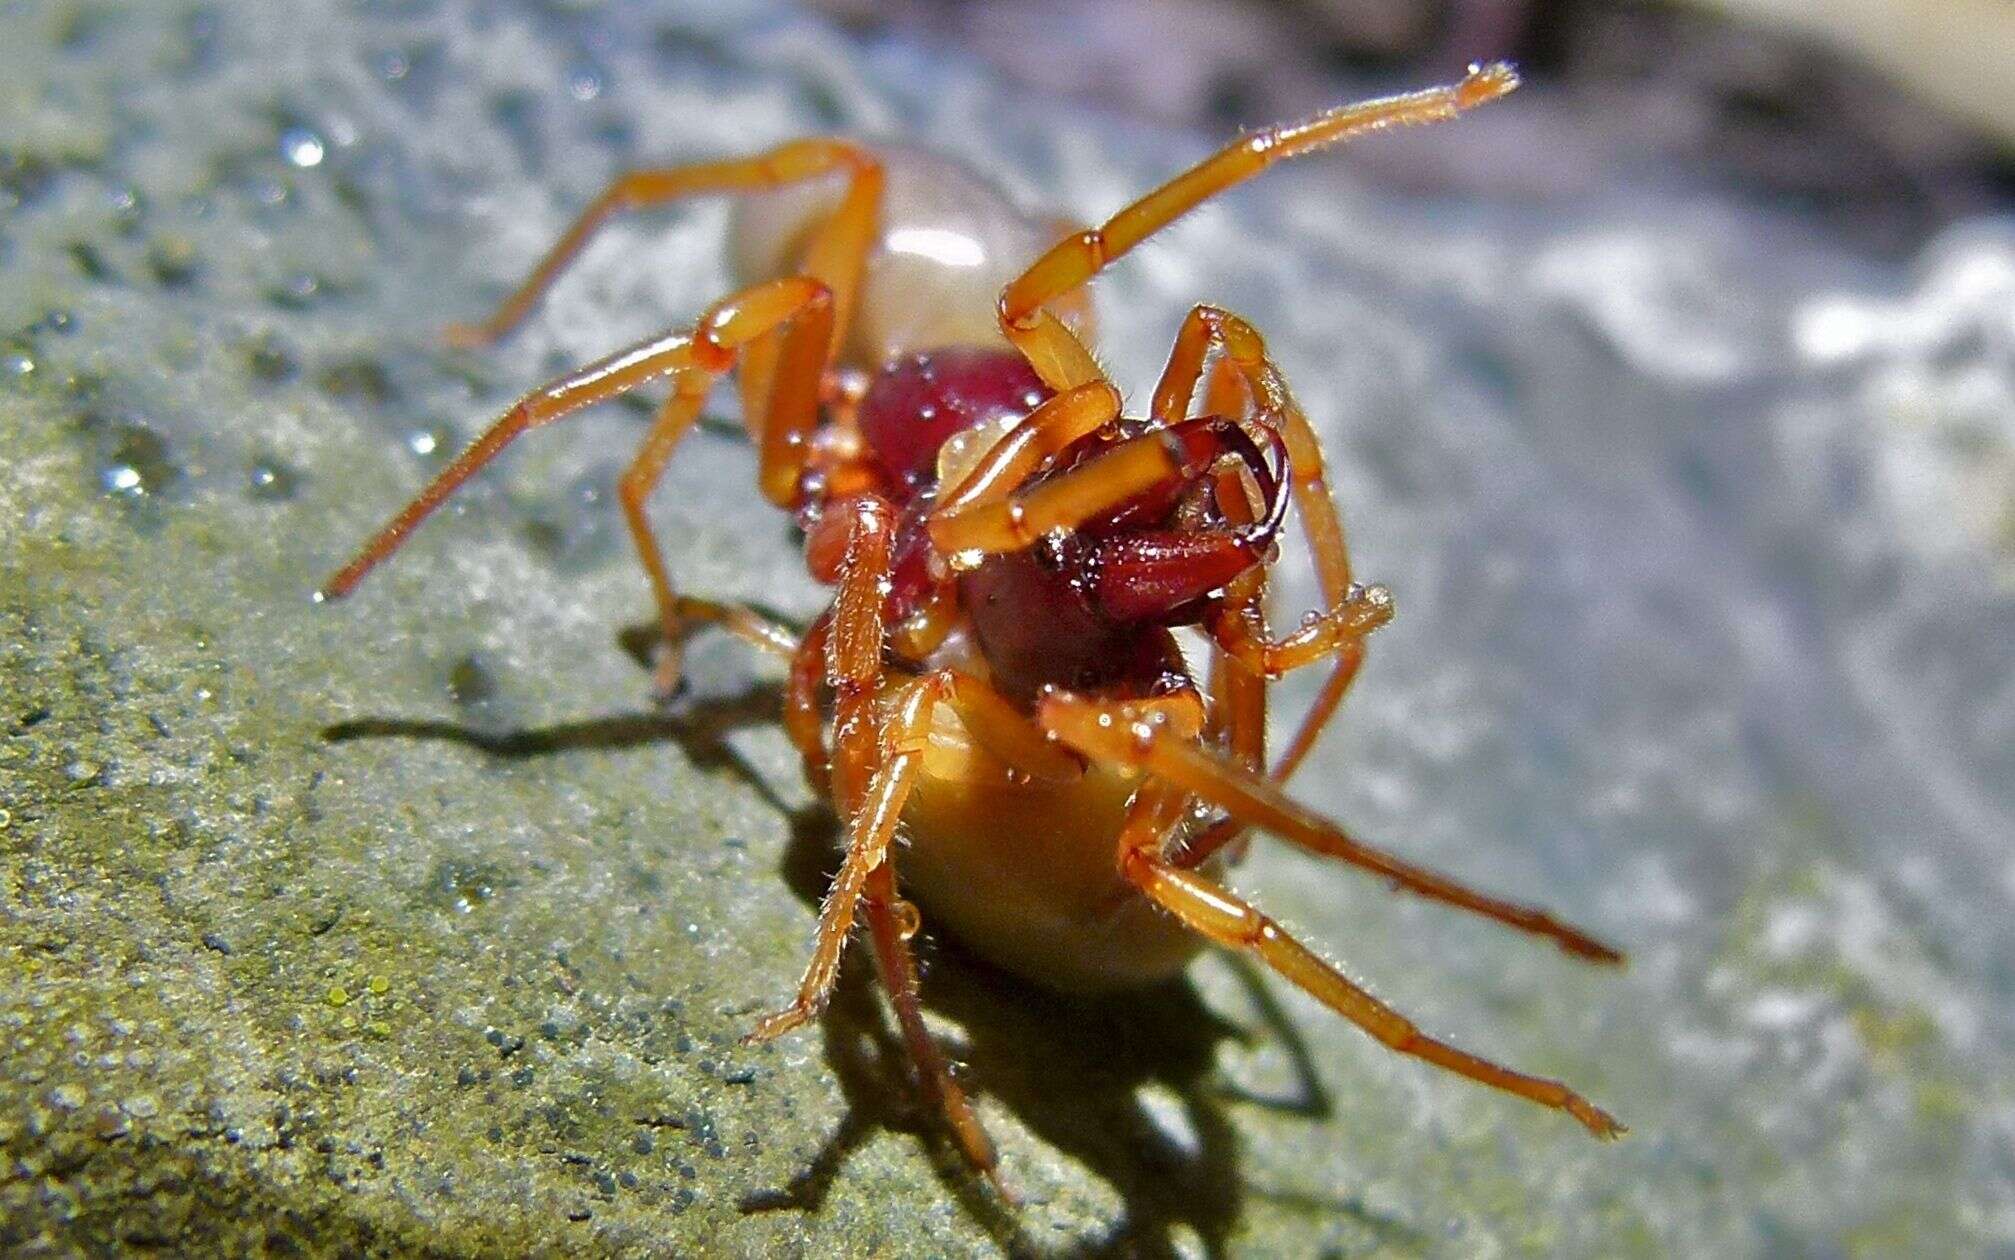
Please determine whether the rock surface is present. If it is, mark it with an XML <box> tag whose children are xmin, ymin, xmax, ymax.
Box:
<box><xmin>3</xmin><ymin>1</ymin><xmax>2012</xmax><ymax>1255</ymax></box>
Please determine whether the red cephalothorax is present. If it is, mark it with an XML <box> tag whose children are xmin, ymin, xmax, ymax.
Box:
<box><xmin>858</xmin><ymin>347</ymin><xmax>1052</xmax><ymax>492</ymax></box>
<box><xmin>320</xmin><ymin>62</ymin><xmax>1626</xmax><ymax>1200</ymax></box>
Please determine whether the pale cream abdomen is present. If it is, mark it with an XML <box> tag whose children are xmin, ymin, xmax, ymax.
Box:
<box><xmin>895</xmin><ymin>700</ymin><xmax>1207</xmax><ymax>993</ymax></box>
<box><xmin>729</xmin><ymin>145</ymin><xmax>1065</xmax><ymax>367</ymax></box>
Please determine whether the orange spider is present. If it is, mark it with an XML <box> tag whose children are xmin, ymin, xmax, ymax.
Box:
<box><xmin>319</xmin><ymin>62</ymin><xmax>1623</xmax><ymax>1194</ymax></box>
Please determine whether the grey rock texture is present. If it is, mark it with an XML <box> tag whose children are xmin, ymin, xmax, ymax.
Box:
<box><xmin>3</xmin><ymin>1</ymin><xmax>2012</xmax><ymax>1255</ymax></box>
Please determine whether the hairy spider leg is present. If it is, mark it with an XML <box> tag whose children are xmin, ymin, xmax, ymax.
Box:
<box><xmin>997</xmin><ymin>63</ymin><xmax>1521</xmax><ymax>392</ymax></box>
<box><xmin>320</xmin><ymin>276</ymin><xmax>836</xmax><ymax>695</ymax></box>
<box><xmin>743</xmin><ymin>495</ymin><xmax>1005</xmax><ymax>1188</ymax></box>
<box><xmin>1040</xmin><ymin>695</ymin><xmax>1626</xmax><ymax>1139</ymax></box>
<box><xmin>747</xmin><ymin>667</ymin><xmax>941</xmax><ymax>1046</ymax></box>
<box><xmin>751</xmin><ymin>661</ymin><xmax>1082</xmax><ymax>1046</ymax></box>
<box><xmin>1038</xmin><ymin>693</ymin><xmax>1624</xmax><ymax>965</ymax></box>
<box><xmin>621</xmin><ymin>280</ymin><xmax>833</xmax><ymax>694</ymax></box>
<box><xmin>749</xmin><ymin>494</ymin><xmax>900</xmax><ymax>1046</ymax></box>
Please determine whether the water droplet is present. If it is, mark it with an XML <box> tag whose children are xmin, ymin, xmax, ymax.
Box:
<box><xmin>247</xmin><ymin>457</ymin><xmax>300</xmax><ymax>502</ymax></box>
<box><xmin>565</xmin><ymin>64</ymin><xmax>605</xmax><ymax>102</ymax></box>
<box><xmin>447</xmin><ymin>653</ymin><xmax>495</xmax><ymax>707</ymax></box>
<box><xmin>893</xmin><ymin>899</ymin><xmax>922</xmax><ymax>941</ymax></box>
<box><xmin>280</xmin><ymin>126</ymin><xmax>325</xmax><ymax>168</ymax></box>
<box><xmin>2</xmin><ymin>348</ymin><xmax>33</xmax><ymax>378</ymax></box>
<box><xmin>315</xmin><ymin>357</ymin><xmax>394</xmax><ymax>406</ymax></box>
<box><xmin>269</xmin><ymin>272</ymin><xmax>322</xmax><ymax>308</ymax></box>
<box><xmin>104</xmin><ymin>184</ymin><xmax>139</xmax><ymax>219</ymax></box>
<box><xmin>433</xmin><ymin>860</ymin><xmax>499</xmax><ymax>914</ymax></box>
<box><xmin>96</xmin><ymin>422</ymin><xmax>180</xmax><ymax>499</ymax></box>
<box><xmin>147</xmin><ymin>235</ymin><xmax>199</xmax><ymax>287</ymax></box>
<box><xmin>243</xmin><ymin>333</ymin><xmax>298</xmax><ymax>384</ymax></box>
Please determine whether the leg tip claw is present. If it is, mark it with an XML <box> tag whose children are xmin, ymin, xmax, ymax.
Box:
<box><xmin>742</xmin><ymin>1007</ymin><xmax>811</xmax><ymax>1047</ymax></box>
<box><xmin>1456</xmin><ymin>61</ymin><xmax>1521</xmax><ymax>110</ymax></box>
<box><xmin>1561</xmin><ymin>934</ymin><xmax>1627</xmax><ymax>967</ymax></box>
<box><xmin>649</xmin><ymin>637</ymin><xmax>688</xmax><ymax>706</ymax></box>
<box><xmin>1572</xmin><ymin>1099</ymin><xmax>1627</xmax><ymax>1140</ymax></box>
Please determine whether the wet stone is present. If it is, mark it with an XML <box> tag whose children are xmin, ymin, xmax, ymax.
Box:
<box><xmin>2</xmin><ymin>1</ymin><xmax>2010</xmax><ymax>1257</ymax></box>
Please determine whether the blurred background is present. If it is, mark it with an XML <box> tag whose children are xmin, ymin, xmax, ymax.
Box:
<box><xmin>813</xmin><ymin>0</ymin><xmax>2015</xmax><ymax>255</ymax></box>
<box><xmin>2</xmin><ymin>1</ymin><xmax>2012</xmax><ymax>1256</ymax></box>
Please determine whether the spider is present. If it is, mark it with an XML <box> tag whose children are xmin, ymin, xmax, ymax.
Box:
<box><xmin>319</xmin><ymin>61</ymin><xmax>1624</xmax><ymax>1193</ymax></box>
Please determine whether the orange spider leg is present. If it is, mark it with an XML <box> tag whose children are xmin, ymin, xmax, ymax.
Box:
<box><xmin>1207</xmin><ymin>628</ymin><xmax>1267</xmax><ymax>771</ymax></box>
<box><xmin>1200</xmin><ymin>342</ymin><xmax>1250</xmax><ymax>421</ymax></box>
<box><xmin>745</xmin><ymin>490</ymin><xmax>905</xmax><ymax>1041</ymax></box>
<box><xmin>1153</xmin><ymin>304</ymin><xmax>1373</xmax><ymax>787</ymax></box>
<box><xmin>1191</xmin><ymin>581</ymin><xmax>1270</xmax><ymax>871</ymax></box>
<box><xmin>860</xmin><ymin>865</ymin><xmax>1006</xmax><ymax>1196</ymax></box>
<box><xmin>747</xmin><ymin>667</ymin><xmax>943</xmax><ymax>1045</ymax></box>
<box><xmin>1202</xmin><ymin>450</ymin><xmax>1269</xmax><ymax>760</ymax></box>
<box><xmin>1072</xmin><ymin>696</ymin><xmax>1622</xmax><ymax>1136</ymax></box>
<box><xmin>321</xmin><ymin>276</ymin><xmax>835</xmax><ymax>697</ymax></box>
<box><xmin>999</xmin><ymin>63</ymin><xmax>1520</xmax><ymax>391</ymax></box>
<box><xmin>749</xmin><ymin>667</ymin><xmax>1076</xmax><ymax>1042</ymax></box>
<box><xmin>927</xmin><ymin>422</ymin><xmax>1211</xmax><ymax>556</ymax></box>
<box><xmin>932</xmin><ymin>381</ymin><xmax>1122</xmax><ymax>516</ymax></box>
<box><xmin>624</xmin><ymin>286</ymin><xmax>833</xmax><ymax>694</ymax></box>
<box><xmin>1118</xmin><ymin>849</ymin><xmax>1623</xmax><ymax>1138</ymax></box>
<box><xmin>1038</xmin><ymin>693</ymin><xmax>1624</xmax><ymax>965</ymax></box>
<box><xmin>745</xmin><ymin>496</ymin><xmax>1005</xmax><ymax>1186</ymax></box>
<box><xmin>665</xmin><ymin>594</ymin><xmax>797</xmax><ymax>660</ymax></box>
<box><xmin>443</xmin><ymin>139</ymin><xmax>881</xmax><ymax>357</ymax></box>
<box><xmin>1209</xmin><ymin>583</ymin><xmax>1395</xmax><ymax>675</ymax></box>
<box><xmin>785</xmin><ymin>611</ymin><xmax>833</xmax><ymax>798</ymax></box>
<box><xmin>1189</xmin><ymin>463</ymin><xmax>1271</xmax><ymax>870</ymax></box>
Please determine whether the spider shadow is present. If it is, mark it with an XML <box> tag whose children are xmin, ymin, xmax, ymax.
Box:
<box><xmin>323</xmin><ymin>626</ymin><xmax>1373</xmax><ymax>1257</ymax></box>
